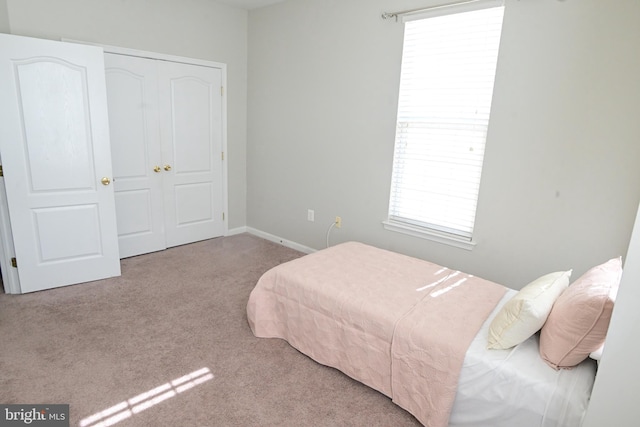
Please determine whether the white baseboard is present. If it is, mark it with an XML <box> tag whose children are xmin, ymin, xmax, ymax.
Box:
<box><xmin>226</xmin><ymin>226</ymin><xmax>248</xmax><ymax>236</ymax></box>
<box><xmin>246</xmin><ymin>227</ymin><xmax>316</xmax><ymax>254</ymax></box>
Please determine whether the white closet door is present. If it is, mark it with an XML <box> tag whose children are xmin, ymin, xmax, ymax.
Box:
<box><xmin>158</xmin><ymin>62</ymin><xmax>225</xmax><ymax>248</ymax></box>
<box><xmin>104</xmin><ymin>53</ymin><xmax>165</xmax><ymax>258</ymax></box>
<box><xmin>0</xmin><ymin>34</ymin><xmax>120</xmax><ymax>293</ymax></box>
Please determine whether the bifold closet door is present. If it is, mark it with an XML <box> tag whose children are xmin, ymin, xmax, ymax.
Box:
<box><xmin>158</xmin><ymin>61</ymin><xmax>224</xmax><ymax>248</ymax></box>
<box><xmin>104</xmin><ymin>53</ymin><xmax>166</xmax><ymax>258</ymax></box>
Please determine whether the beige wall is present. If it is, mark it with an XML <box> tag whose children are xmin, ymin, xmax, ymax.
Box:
<box><xmin>0</xmin><ymin>0</ymin><xmax>8</xmax><ymax>33</ymax></box>
<box><xmin>583</xmin><ymin>202</ymin><xmax>640</xmax><ymax>426</ymax></box>
<box><xmin>247</xmin><ymin>0</ymin><xmax>640</xmax><ymax>288</ymax></box>
<box><xmin>2</xmin><ymin>0</ymin><xmax>248</xmax><ymax>229</ymax></box>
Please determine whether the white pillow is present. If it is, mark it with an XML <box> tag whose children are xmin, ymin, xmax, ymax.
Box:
<box><xmin>488</xmin><ymin>270</ymin><xmax>572</xmax><ymax>350</ymax></box>
<box><xmin>590</xmin><ymin>343</ymin><xmax>604</xmax><ymax>362</ymax></box>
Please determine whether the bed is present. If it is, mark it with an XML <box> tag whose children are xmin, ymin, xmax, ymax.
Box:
<box><xmin>247</xmin><ymin>241</ymin><xmax>597</xmax><ymax>427</ymax></box>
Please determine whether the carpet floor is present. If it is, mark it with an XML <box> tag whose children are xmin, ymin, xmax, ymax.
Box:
<box><xmin>0</xmin><ymin>234</ymin><xmax>421</xmax><ymax>426</ymax></box>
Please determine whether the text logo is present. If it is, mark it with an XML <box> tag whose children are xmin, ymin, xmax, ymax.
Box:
<box><xmin>0</xmin><ymin>405</ymin><xmax>69</xmax><ymax>427</ymax></box>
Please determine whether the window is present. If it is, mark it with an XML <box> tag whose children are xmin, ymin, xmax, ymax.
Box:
<box><xmin>385</xmin><ymin>0</ymin><xmax>505</xmax><ymax>249</ymax></box>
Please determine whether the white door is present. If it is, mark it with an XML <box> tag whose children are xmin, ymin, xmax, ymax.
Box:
<box><xmin>159</xmin><ymin>61</ymin><xmax>225</xmax><ymax>248</ymax></box>
<box><xmin>104</xmin><ymin>53</ymin><xmax>165</xmax><ymax>258</ymax></box>
<box><xmin>0</xmin><ymin>34</ymin><xmax>120</xmax><ymax>293</ymax></box>
<box><xmin>104</xmin><ymin>54</ymin><xmax>225</xmax><ymax>257</ymax></box>
<box><xmin>159</xmin><ymin>62</ymin><xmax>225</xmax><ymax>248</ymax></box>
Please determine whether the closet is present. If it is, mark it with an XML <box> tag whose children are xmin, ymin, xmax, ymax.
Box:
<box><xmin>0</xmin><ymin>34</ymin><xmax>227</xmax><ymax>293</ymax></box>
<box><xmin>103</xmin><ymin>50</ymin><xmax>226</xmax><ymax>258</ymax></box>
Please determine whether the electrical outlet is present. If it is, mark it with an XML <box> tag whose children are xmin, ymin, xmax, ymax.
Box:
<box><xmin>307</xmin><ymin>209</ymin><xmax>315</xmax><ymax>222</ymax></box>
<box><xmin>335</xmin><ymin>216</ymin><xmax>342</xmax><ymax>228</ymax></box>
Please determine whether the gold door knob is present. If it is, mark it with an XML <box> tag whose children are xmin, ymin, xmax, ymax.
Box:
<box><xmin>153</xmin><ymin>165</ymin><xmax>161</xmax><ymax>173</ymax></box>
<box><xmin>101</xmin><ymin>177</ymin><xmax>111</xmax><ymax>186</ymax></box>
<box><xmin>164</xmin><ymin>164</ymin><xmax>172</xmax><ymax>171</ymax></box>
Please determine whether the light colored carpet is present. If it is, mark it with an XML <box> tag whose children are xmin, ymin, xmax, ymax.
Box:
<box><xmin>0</xmin><ymin>234</ymin><xmax>421</xmax><ymax>426</ymax></box>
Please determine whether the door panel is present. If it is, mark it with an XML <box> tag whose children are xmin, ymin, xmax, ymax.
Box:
<box><xmin>159</xmin><ymin>62</ymin><xmax>224</xmax><ymax>248</ymax></box>
<box><xmin>175</xmin><ymin>182</ymin><xmax>214</xmax><ymax>225</ymax></box>
<box><xmin>18</xmin><ymin>59</ymin><xmax>96</xmax><ymax>192</ymax></box>
<box><xmin>34</xmin><ymin>204</ymin><xmax>102</xmax><ymax>262</ymax></box>
<box><xmin>0</xmin><ymin>34</ymin><xmax>120</xmax><ymax>293</ymax></box>
<box><xmin>106</xmin><ymin>66</ymin><xmax>150</xmax><ymax>179</ymax></box>
<box><xmin>171</xmin><ymin>78</ymin><xmax>214</xmax><ymax>173</ymax></box>
<box><xmin>114</xmin><ymin>189</ymin><xmax>155</xmax><ymax>236</ymax></box>
<box><xmin>104</xmin><ymin>53</ymin><xmax>165</xmax><ymax>258</ymax></box>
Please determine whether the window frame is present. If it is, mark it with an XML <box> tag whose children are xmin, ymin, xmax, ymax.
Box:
<box><xmin>384</xmin><ymin>0</ymin><xmax>505</xmax><ymax>250</ymax></box>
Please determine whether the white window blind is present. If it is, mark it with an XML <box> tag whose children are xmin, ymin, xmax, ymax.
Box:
<box><xmin>388</xmin><ymin>1</ymin><xmax>504</xmax><ymax>242</ymax></box>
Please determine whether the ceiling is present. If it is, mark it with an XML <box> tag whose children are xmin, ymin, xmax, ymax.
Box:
<box><xmin>214</xmin><ymin>0</ymin><xmax>284</xmax><ymax>10</ymax></box>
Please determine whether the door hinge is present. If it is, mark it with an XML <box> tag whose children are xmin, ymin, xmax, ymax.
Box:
<box><xmin>221</xmin><ymin>151</ymin><xmax>225</xmax><ymax>161</ymax></box>
<box><xmin>0</xmin><ymin>165</ymin><xmax>3</xmax><ymax>177</ymax></box>
<box><xmin>221</xmin><ymin>86</ymin><xmax>224</xmax><ymax>96</ymax></box>
<box><xmin>11</xmin><ymin>257</ymin><xmax>17</xmax><ymax>268</ymax></box>
<box><xmin>223</xmin><ymin>212</ymin><xmax>225</xmax><ymax>221</ymax></box>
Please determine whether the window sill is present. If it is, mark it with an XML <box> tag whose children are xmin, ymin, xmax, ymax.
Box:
<box><xmin>382</xmin><ymin>220</ymin><xmax>476</xmax><ymax>251</ymax></box>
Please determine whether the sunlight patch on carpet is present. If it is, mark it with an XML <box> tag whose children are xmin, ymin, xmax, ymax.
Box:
<box><xmin>79</xmin><ymin>367</ymin><xmax>214</xmax><ymax>427</ymax></box>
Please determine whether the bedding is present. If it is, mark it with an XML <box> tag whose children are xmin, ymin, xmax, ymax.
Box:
<box><xmin>247</xmin><ymin>241</ymin><xmax>596</xmax><ymax>426</ymax></box>
<box><xmin>450</xmin><ymin>290</ymin><xmax>596</xmax><ymax>427</ymax></box>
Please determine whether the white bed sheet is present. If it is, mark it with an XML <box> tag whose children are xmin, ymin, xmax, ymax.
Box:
<box><xmin>450</xmin><ymin>290</ymin><xmax>597</xmax><ymax>427</ymax></box>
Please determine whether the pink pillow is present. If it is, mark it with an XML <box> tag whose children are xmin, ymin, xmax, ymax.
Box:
<box><xmin>539</xmin><ymin>257</ymin><xmax>622</xmax><ymax>369</ymax></box>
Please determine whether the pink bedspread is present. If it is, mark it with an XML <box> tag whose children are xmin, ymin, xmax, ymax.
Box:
<box><xmin>247</xmin><ymin>242</ymin><xmax>506</xmax><ymax>426</ymax></box>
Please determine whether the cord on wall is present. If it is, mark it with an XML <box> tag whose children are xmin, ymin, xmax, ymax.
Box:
<box><xmin>326</xmin><ymin>218</ymin><xmax>340</xmax><ymax>248</ymax></box>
